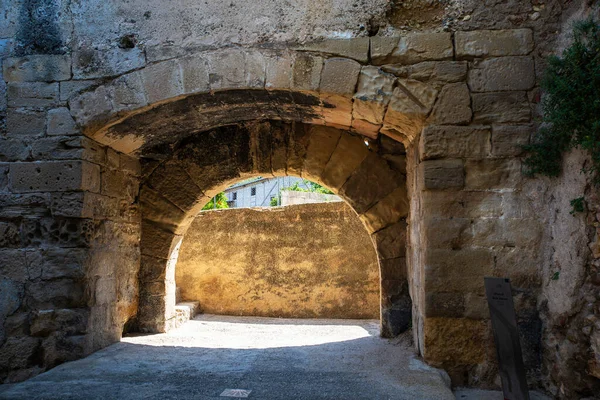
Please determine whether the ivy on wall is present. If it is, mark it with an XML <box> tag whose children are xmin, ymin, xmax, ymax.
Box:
<box><xmin>524</xmin><ymin>19</ymin><xmax>600</xmax><ymax>193</ymax></box>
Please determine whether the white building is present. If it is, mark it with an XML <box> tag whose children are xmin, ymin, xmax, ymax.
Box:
<box><xmin>224</xmin><ymin>176</ymin><xmax>308</xmax><ymax>208</ymax></box>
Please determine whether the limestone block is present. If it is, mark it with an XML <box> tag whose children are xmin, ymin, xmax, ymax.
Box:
<box><xmin>397</xmin><ymin>79</ymin><xmax>438</xmax><ymax>113</ymax></box>
<box><xmin>0</xmin><ymin>221</ymin><xmax>20</xmax><ymax>248</ymax></box>
<box><xmin>147</xmin><ymin>162</ymin><xmax>205</xmax><ymax>212</ymax></box>
<box><xmin>179</xmin><ymin>54</ymin><xmax>210</xmax><ymax>94</ymax></box>
<box><xmin>428</xmin><ymin>83</ymin><xmax>472</xmax><ymax>125</ymax></box>
<box><xmin>320</xmin><ymin>133</ymin><xmax>369</xmax><ymax>190</ymax></box>
<box><xmin>424</xmin><ymin>248</ymin><xmax>494</xmax><ymax>294</ymax></box>
<box><xmin>10</xmin><ymin>161</ymin><xmax>100</xmax><ymax>193</ymax></box>
<box><xmin>421</xmin><ymin>190</ymin><xmax>503</xmax><ymax>219</ymax></box>
<box><xmin>47</xmin><ymin>107</ymin><xmax>79</xmax><ymax>136</ymax></box>
<box><xmin>101</xmin><ymin>168</ymin><xmax>139</xmax><ymax>200</ymax></box>
<box><xmin>381</xmin><ymin>87</ymin><xmax>427</xmax><ymax>143</ymax></box>
<box><xmin>493</xmin><ymin>247</ymin><xmax>541</xmax><ymax>288</ymax></box>
<box><xmin>140</xmin><ymin>220</ymin><xmax>183</xmax><ymax>259</ymax></box>
<box><xmin>422</xmin><ymin>217</ymin><xmax>472</xmax><ymax>250</ymax></box>
<box><xmin>341</xmin><ymin>153</ymin><xmax>403</xmax><ymax>214</ymax></box>
<box><xmin>0</xmin><ymin>249</ymin><xmax>28</xmax><ymax>282</ymax></box>
<box><xmin>319</xmin><ymin>58</ymin><xmax>361</xmax><ymax>96</ymax></box>
<box><xmin>379</xmin><ymin>257</ymin><xmax>407</xmax><ymax>281</ymax></box>
<box><xmin>109</xmin><ymin>71</ymin><xmax>148</xmax><ymax>112</ymax></box>
<box><xmin>244</xmin><ymin>50</ymin><xmax>266</xmax><ymax>89</ymax></box>
<box><xmin>68</xmin><ymin>85</ymin><xmax>114</xmax><ymax>129</ymax></box>
<box><xmin>3</xmin><ymin>55</ymin><xmax>71</xmax><ymax>82</ymax></box>
<box><xmin>0</xmin><ymin>337</ymin><xmax>41</xmax><ymax>370</ymax></box>
<box><xmin>352</xmin><ymin>66</ymin><xmax>395</xmax><ymax>125</ymax></box>
<box><xmin>370</xmin><ymin>36</ymin><xmax>399</xmax><ymax>64</ymax></box>
<box><xmin>139</xmin><ymin>255</ymin><xmax>168</xmax><ymax>283</ymax></box>
<box><xmin>21</xmin><ymin>217</ymin><xmax>95</xmax><ymax>248</ymax></box>
<box><xmin>455</xmin><ymin>29</ymin><xmax>534</xmax><ymax>58</ymax></box>
<box><xmin>6</xmin><ymin>109</ymin><xmax>45</xmax><ymax>136</ymax></box>
<box><xmin>463</xmin><ymin>293</ymin><xmax>490</xmax><ymax>319</ymax></box>
<box><xmin>465</xmin><ymin>158</ymin><xmax>521</xmax><ymax>190</ymax></box>
<box><xmin>265</xmin><ymin>51</ymin><xmax>293</xmax><ymax>89</ymax></box>
<box><xmin>0</xmin><ymin>139</ymin><xmax>30</xmax><ymax>161</ymax></box>
<box><xmin>292</xmin><ymin>53</ymin><xmax>323</xmax><ymax>91</ymax></box>
<box><xmin>59</xmin><ymin>80</ymin><xmax>99</xmax><ymax>102</ymax></box>
<box><xmin>425</xmin><ymin>292</ymin><xmax>465</xmax><ymax>318</ymax></box>
<box><xmin>491</xmin><ymin>125</ymin><xmax>531</xmax><ymax>157</ymax></box>
<box><xmin>383</xmin><ymin>61</ymin><xmax>468</xmax><ymax>85</ymax></box>
<box><xmin>421</xmin><ymin>159</ymin><xmax>464</xmax><ymax>190</ymax></box>
<box><xmin>27</xmin><ymin>279</ymin><xmax>85</xmax><ymax>309</ymax></box>
<box><xmin>286</xmin><ymin>123</ymin><xmax>312</xmax><ymax>176</ymax></box>
<box><xmin>0</xmin><ymin>193</ymin><xmax>52</xmax><ymax>219</ymax></box>
<box><xmin>420</xmin><ymin>126</ymin><xmax>490</xmax><ymax>160</ymax></box>
<box><xmin>360</xmin><ymin>185</ymin><xmax>409</xmax><ymax>233</ymax></box>
<box><xmin>35</xmin><ymin>248</ymin><xmax>88</xmax><ymax>281</ymax></box>
<box><xmin>41</xmin><ymin>334</ymin><xmax>86</xmax><ymax>368</ymax></box>
<box><xmin>120</xmin><ymin>154</ymin><xmax>141</xmax><ymax>176</ymax></box>
<box><xmin>321</xmin><ymin>93</ymin><xmax>352</xmax><ymax>129</ymax></box>
<box><xmin>295</xmin><ymin>38</ymin><xmax>370</xmax><ymax>63</ymax></box>
<box><xmin>372</xmin><ymin>220</ymin><xmax>407</xmax><ymax>259</ymax></box>
<box><xmin>432</xmin><ymin>61</ymin><xmax>468</xmax><ymax>83</ymax></box>
<box><xmin>303</xmin><ymin>125</ymin><xmax>341</xmax><ymax>181</ymax></box>
<box><xmin>472</xmin><ymin>92</ymin><xmax>531</xmax><ymax>124</ymax></box>
<box><xmin>73</xmin><ymin>47</ymin><xmax>145</xmax><ymax>80</ymax></box>
<box><xmin>140</xmin><ymin>186</ymin><xmax>190</xmax><ymax>234</ymax></box>
<box><xmin>468</xmin><ymin>57</ymin><xmax>535</xmax><ymax>92</ymax></box>
<box><xmin>423</xmin><ymin>317</ymin><xmax>490</xmax><ymax>365</ymax></box>
<box><xmin>7</xmin><ymin>82</ymin><xmax>59</xmax><ymax>107</ymax></box>
<box><xmin>350</xmin><ymin>119</ymin><xmax>380</xmax><ymax>140</ymax></box>
<box><xmin>30</xmin><ymin>136</ymin><xmax>92</xmax><ymax>161</ymax></box>
<box><xmin>206</xmin><ymin>49</ymin><xmax>246</xmax><ymax>90</ymax></box>
<box><xmin>269</xmin><ymin>123</ymin><xmax>288</xmax><ymax>176</ymax></box>
<box><xmin>141</xmin><ymin>59</ymin><xmax>183</xmax><ymax>104</ymax></box>
<box><xmin>375</xmin><ymin>32</ymin><xmax>453</xmax><ymax>65</ymax></box>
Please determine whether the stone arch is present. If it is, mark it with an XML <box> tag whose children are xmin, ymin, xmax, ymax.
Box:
<box><xmin>137</xmin><ymin>120</ymin><xmax>410</xmax><ymax>337</ymax></box>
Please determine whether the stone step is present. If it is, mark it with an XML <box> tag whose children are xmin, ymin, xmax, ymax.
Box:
<box><xmin>173</xmin><ymin>301</ymin><xmax>201</xmax><ymax>328</ymax></box>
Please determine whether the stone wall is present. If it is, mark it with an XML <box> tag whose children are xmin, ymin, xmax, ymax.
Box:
<box><xmin>176</xmin><ymin>202</ymin><xmax>379</xmax><ymax>319</ymax></box>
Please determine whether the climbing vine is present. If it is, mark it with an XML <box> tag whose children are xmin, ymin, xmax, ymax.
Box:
<box><xmin>524</xmin><ymin>18</ymin><xmax>600</xmax><ymax>189</ymax></box>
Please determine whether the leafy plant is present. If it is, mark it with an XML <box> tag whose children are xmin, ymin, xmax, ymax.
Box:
<box><xmin>551</xmin><ymin>271</ymin><xmax>560</xmax><ymax>281</ymax></box>
<box><xmin>202</xmin><ymin>192</ymin><xmax>229</xmax><ymax>210</ymax></box>
<box><xmin>523</xmin><ymin>18</ymin><xmax>600</xmax><ymax>186</ymax></box>
<box><xmin>281</xmin><ymin>180</ymin><xmax>334</xmax><ymax>194</ymax></box>
<box><xmin>569</xmin><ymin>196</ymin><xmax>586</xmax><ymax>215</ymax></box>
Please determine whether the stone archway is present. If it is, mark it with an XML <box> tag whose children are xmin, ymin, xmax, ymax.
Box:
<box><xmin>136</xmin><ymin>121</ymin><xmax>410</xmax><ymax>338</ymax></box>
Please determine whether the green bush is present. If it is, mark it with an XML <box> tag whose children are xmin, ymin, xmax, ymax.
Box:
<box><xmin>202</xmin><ymin>192</ymin><xmax>229</xmax><ymax>210</ymax></box>
<box><xmin>524</xmin><ymin>18</ymin><xmax>600</xmax><ymax>186</ymax></box>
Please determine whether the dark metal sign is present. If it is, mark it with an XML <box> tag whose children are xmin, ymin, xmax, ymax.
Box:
<box><xmin>484</xmin><ymin>277</ymin><xmax>530</xmax><ymax>400</ymax></box>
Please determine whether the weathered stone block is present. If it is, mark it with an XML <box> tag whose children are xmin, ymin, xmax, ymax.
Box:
<box><xmin>179</xmin><ymin>54</ymin><xmax>210</xmax><ymax>94</ymax></box>
<box><xmin>352</xmin><ymin>66</ymin><xmax>395</xmax><ymax>125</ymax></box>
<box><xmin>428</xmin><ymin>83</ymin><xmax>472</xmax><ymax>125</ymax></box>
<box><xmin>465</xmin><ymin>159</ymin><xmax>521</xmax><ymax>190</ymax></box>
<box><xmin>27</xmin><ymin>279</ymin><xmax>85</xmax><ymax>309</ymax></box>
<box><xmin>6</xmin><ymin>109</ymin><xmax>45</xmax><ymax>136</ymax></box>
<box><xmin>292</xmin><ymin>53</ymin><xmax>323</xmax><ymax>91</ymax></box>
<box><xmin>372</xmin><ymin>220</ymin><xmax>407</xmax><ymax>259</ymax></box>
<box><xmin>468</xmin><ymin>57</ymin><xmax>535</xmax><ymax>92</ymax></box>
<box><xmin>244</xmin><ymin>50</ymin><xmax>266</xmax><ymax>89</ymax></box>
<box><xmin>0</xmin><ymin>139</ymin><xmax>30</xmax><ymax>161</ymax></box>
<box><xmin>22</xmin><ymin>218</ymin><xmax>95</xmax><ymax>248</ymax></box>
<box><xmin>68</xmin><ymin>85</ymin><xmax>114</xmax><ymax>128</ymax></box>
<box><xmin>140</xmin><ymin>186</ymin><xmax>190</xmax><ymax>234</ymax></box>
<box><xmin>30</xmin><ymin>136</ymin><xmax>102</xmax><ymax>161</ymax></box>
<box><xmin>141</xmin><ymin>59</ymin><xmax>183</xmax><ymax>104</ymax></box>
<box><xmin>296</xmin><ymin>38</ymin><xmax>369</xmax><ymax>63</ymax></box>
<box><xmin>421</xmin><ymin>159</ymin><xmax>464</xmax><ymax>190</ymax></box>
<box><xmin>0</xmin><ymin>193</ymin><xmax>51</xmax><ymax>219</ymax></box>
<box><xmin>120</xmin><ymin>154</ymin><xmax>141</xmax><ymax>176</ymax></box>
<box><xmin>59</xmin><ymin>80</ymin><xmax>99</xmax><ymax>102</ymax></box>
<box><xmin>372</xmin><ymin>33</ymin><xmax>453</xmax><ymax>65</ymax></box>
<box><xmin>423</xmin><ymin>317</ymin><xmax>490</xmax><ymax>366</ymax></box>
<box><xmin>422</xmin><ymin>217</ymin><xmax>472</xmax><ymax>250</ymax></box>
<box><xmin>9</xmin><ymin>161</ymin><xmax>101</xmax><ymax>193</ymax></box>
<box><xmin>379</xmin><ymin>257</ymin><xmax>407</xmax><ymax>281</ymax></box>
<box><xmin>206</xmin><ymin>49</ymin><xmax>246</xmax><ymax>90</ymax></box>
<box><xmin>420</xmin><ymin>126</ymin><xmax>490</xmax><ymax>160</ymax></box>
<box><xmin>493</xmin><ymin>247</ymin><xmax>540</xmax><ymax>288</ymax></box>
<box><xmin>0</xmin><ymin>250</ymin><xmax>28</xmax><ymax>281</ymax></box>
<box><xmin>265</xmin><ymin>51</ymin><xmax>293</xmax><ymax>89</ymax></box>
<box><xmin>303</xmin><ymin>125</ymin><xmax>341</xmax><ymax>181</ymax></box>
<box><xmin>0</xmin><ymin>221</ymin><xmax>21</xmax><ymax>248</ymax></box>
<box><xmin>421</xmin><ymin>190</ymin><xmax>503</xmax><ymax>219</ymax></box>
<box><xmin>320</xmin><ymin>133</ymin><xmax>369</xmax><ymax>190</ymax></box>
<box><xmin>3</xmin><ymin>55</ymin><xmax>71</xmax><ymax>82</ymax></box>
<box><xmin>472</xmin><ymin>92</ymin><xmax>531</xmax><ymax>124</ymax></box>
<box><xmin>47</xmin><ymin>107</ymin><xmax>79</xmax><ymax>136</ymax></box>
<box><xmin>73</xmin><ymin>47</ymin><xmax>145</xmax><ymax>80</ymax></box>
<box><xmin>7</xmin><ymin>82</ymin><xmax>59</xmax><ymax>107</ymax></box>
<box><xmin>319</xmin><ymin>58</ymin><xmax>361</xmax><ymax>95</ymax></box>
<box><xmin>425</xmin><ymin>292</ymin><xmax>465</xmax><ymax>318</ymax></box>
<box><xmin>101</xmin><ymin>168</ymin><xmax>139</xmax><ymax>201</ymax></box>
<box><xmin>141</xmin><ymin>220</ymin><xmax>183</xmax><ymax>259</ymax></box>
<box><xmin>109</xmin><ymin>71</ymin><xmax>148</xmax><ymax>112</ymax></box>
<box><xmin>0</xmin><ymin>337</ymin><xmax>40</xmax><ymax>370</ymax></box>
<box><xmin>360</xmin><ymin>185</ymin><xmax>409</xmax><ymax>233</ymax></box>
<box><xmin>340</xmin><ymin>153</ymin><xmax>403</xmax><ymax>214</ymax></box>
<box><xmin>424</xmin><ymin>248</ymin><xmax>494</xmax><ymax>294</ymax></box>
<box><xmin>30</xmin><ymin>309</ymin><xmax>88</xmax><ymax>337</ymax></box>
<box><xmin>491</xmin><ymin>125</ymin><xmax>531</xmax><ymax>157</ymax></box>
<box><xmin>455</xmin><ymin>29</ymin><xmax>534</xmax><ymax>58</ymax></box>
<box><xmin>31</xmin><ymin>248</ymin><xmax>88</xmax><ymax>280</ymax></box>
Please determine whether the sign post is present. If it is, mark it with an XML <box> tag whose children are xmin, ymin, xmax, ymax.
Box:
<box><xmin>484</xmin><ymin>277</ymin><xmax>530</xmax><ymax>400</ymax></box>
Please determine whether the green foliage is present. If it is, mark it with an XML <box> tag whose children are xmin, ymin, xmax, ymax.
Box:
<box><xmin>524</xmin><ymin>18</ymin><xmax>600</xmax><ymax>185</ymax></box>
<box><xmin>569</xmin><ymin>196</ymin><xmax>586</xmax><ymax>215</ymax></box>
<box><xmin>202</xmin><ymin>192</ymin><xmax>229</xmax><ymax>210</ymax></box>
<box><xmin>281</xmin><ymin>180</ymin><xmax>334</xmax><ymax>194</ymax></box>
<box><xmin>270</xmin><ymin>195</ymin><xmax>280</xmax><ymax>207</ymax></box>
<box><xmin>551</xmin><ymin>271</ymin><xmax>560</xmax><ymax>281</ymax></box>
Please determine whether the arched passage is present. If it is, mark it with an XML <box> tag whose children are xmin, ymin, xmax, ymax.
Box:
<box><xmin>136</xmin><ymin>121</ymin><xmax>410</xmax><ymax>337</ymax></box>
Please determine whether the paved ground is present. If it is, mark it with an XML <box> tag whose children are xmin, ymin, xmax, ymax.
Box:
<box><xmin>0</xmin><ymin>315</ymin><xmax>455</xmax><ymax>400</ymax></box>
